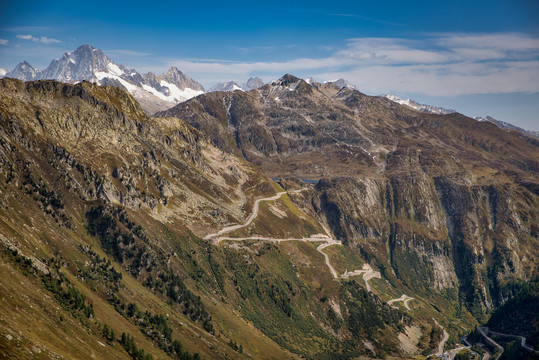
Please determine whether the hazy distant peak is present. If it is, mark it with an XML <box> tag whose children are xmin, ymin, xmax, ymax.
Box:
<box><xmin>243</xmin><ymin>77</ymin><xmax>264</xmax><ymax>90</ymax></box>
<box><xmin>6</xmin><ymin>60</ymin><xmax>40</xmax><ymax>81</ymax></box>
<box><xmin>475</xmin><ymin>116</ymin><xmax>539</xmax><ymax>139</ymax></box>
<box><xmin>384</xmin><ymin>94</ymin><xmax>456</xmax><ymax>115</ymax></box>
<box><xmin>209</xmin><ymin>81</ymin><xmax>243</xmax><ymax>92</ymax></box>
<box><xmin>325</xmin><ymin>78</ymin><xmax>358</xmax><ymax>90</ymax></box>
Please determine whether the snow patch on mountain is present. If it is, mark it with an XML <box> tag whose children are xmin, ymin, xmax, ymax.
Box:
<box><xmin>385</xmin><ymin>94</ymin><xmax>456</xmax><ymax>115</ymax></box>
<box><xmin>160</xmin><ymin>80</ymin><xmax>204</xmax><ymax>102</ymax></box>
<box><xmin>106</xmin><ymin>63</ymin><xmax>124</xmax><ymax>77</ymax></box>
<box><xmin>95</xmin><ymin>70</ymin><xmax>139</xmax><ymax>93</ymax></box>
<box><xmin>0</xmin><ymin>68</ymin><xmax>7</xmax><ymax>78</ymax></box>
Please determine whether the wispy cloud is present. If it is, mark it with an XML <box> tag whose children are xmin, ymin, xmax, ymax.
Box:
<box><xmin>158</xmin><ymin>32</ymin><xmax>539</xmax><ymax>96</ymax></box>
<box><xmin>0</xmin><ymin>39</ymin><xmax>8</xmax><ymax>45</ymax></box>
<box><xmin>16</xmin><ymin>34</ymin><xmax>61</xmax><ymax>44</ymax></box>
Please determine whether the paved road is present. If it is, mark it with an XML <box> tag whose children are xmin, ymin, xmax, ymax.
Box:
<box><xmin>488</xmin><ymin>330</ymin><xmax>538</xmax><ymax>353</ymax></box>
<box><xmin>433</xmin><ymin>319</ymin><xmax>449</xmax><ymax>357</ymax></box>
<box><xmin>445</xmin><ymin>345</ymin><xmax>471</xmax><ymax>360</ymax></box>
<box><xmin>387</xmin><ymin>294</ymin><xmax>414</xmax><ymax>310</ymax></box>
<box><xmin>204</xmin><ymin>189</ymin><xmax>308</xmax><ymax>240</ymax></box>
<box><xmin>316</xmin><ymin>241</ymin><xmax>340</xmax><ymax>278</ymax></box>
<box><xmin>341</xmin><ymin>264</ymin><xmax>381</xmax><ymax>290</ymax></box>
<box><xmin>478</xmin><ymin>327</ymin><xmax>503</xmax><ymax>360</ymax></box>
<box><xmin>205</xmin><ymin>188</ymin><xmax>380</xmax><ymax>290</ymax></box>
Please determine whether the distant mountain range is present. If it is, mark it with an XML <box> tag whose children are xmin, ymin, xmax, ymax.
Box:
<box><xmin>209</xmin><ymin>77</ymin><xmax>265</xmax><ymax>92</ymax></box>
<box><xmin>1</xmin><ymin>44</ymin><xmax>204</xmax><ymax>114</ymax></box>
<box><xmin>384</xmin><ymin>94</ymin><xmax>457</xmax><ymax>115</ymax></box>
<box><xmin>1</xmin><ymin>44</ymin><xmax>536</xmax><ymax>137</ymax></box>
<box><xmin>474</xmin><ymin>116</ymin><xmax>539</xmax><ymax>140</ymax></box>
<box><xmin>384</xmin><ymin>94</ymin><xmax>538</xmax><ymax>139</ymax></box>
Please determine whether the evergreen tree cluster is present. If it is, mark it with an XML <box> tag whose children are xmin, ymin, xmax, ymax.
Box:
<box><xmin>85</xmin><ymin>204</ymin><xmax>213</xmax><ymax>330</ymax></box>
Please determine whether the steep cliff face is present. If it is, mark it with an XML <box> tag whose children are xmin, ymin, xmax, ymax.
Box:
<box><xmin>160</xmin><ymin>74</ymin><xmax>539</xmax><ymax>321</ymax></box>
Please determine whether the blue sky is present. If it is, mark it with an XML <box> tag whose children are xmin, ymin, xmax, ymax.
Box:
<box><xmin>1</xmin><ymin>0</ymin><xmax>538</xmax><ymax>130</ymax></box>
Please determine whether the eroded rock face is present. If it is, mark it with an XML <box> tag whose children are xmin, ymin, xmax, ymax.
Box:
<box><xmin>0</xmin><ymin>78</ymin><xmax>270</xmax><ymax>235</ymax></box>
<box><xmin>310</xmin><ymin>173</ymin><xmax>537</xmax><ymax>318</ymax></box>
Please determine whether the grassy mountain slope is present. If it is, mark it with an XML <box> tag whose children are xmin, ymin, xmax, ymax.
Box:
<box><xmin>0</xmin><ymin>78</ymin><xmax>447</xmax><ymax>359</ymax></box>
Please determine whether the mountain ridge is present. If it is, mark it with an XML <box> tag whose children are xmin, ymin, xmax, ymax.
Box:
<box><xmin>1</xmin><ymin>75</ymin><xmax>538</xmax><ymax>359</ymax></box>
<box><xmin>158</xmin><ymin>73</ymin><xmax>539</xmax><ymax>323</ymax></box>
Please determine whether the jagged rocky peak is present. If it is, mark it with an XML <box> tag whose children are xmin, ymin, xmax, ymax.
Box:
<box><xmin>6</xmin><ymin>60</ymin><xmax>40</xmax><ymax>81</ymax></box>
<box><xmin>267</xmin><ymin>74</ymin><xmax>314</xmax><ymax>95</ymax></box>
<box><xmin>161</xmin><ymin>66</ymin><xmax>205</xmax><ymax>91</ymax></box>
<box><xmin>276</xmin><ymin>73</ymin><xmax>302</xmax><ymax>86</ymax></box>
<box><xmin>142</xmin><ymin>71</ymin><xmax>160</xmax><ymax>87</ymax></box>
<box><xmin>40</xmin><ymin>44</ymin><xmax>113</xmax><ymax>82</ymax></box>
<box><xmin>243</xmin><ymin>76</ymin><xmax>264</xmax><ymax>90</ymax></box>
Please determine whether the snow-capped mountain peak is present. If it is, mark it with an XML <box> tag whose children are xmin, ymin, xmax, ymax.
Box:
<box><xmin>6</xmin><ymin>61</ymin><xmax>40</xmax><ymax>81</ymax></box>
<box><xmin>5</xmin><ymin>44</ymin><xmax>205</xmax><ymax>115</ymax></box>
<box><xmin>40</xmin><ymin>44</ymin><xmax>113</xmax><ymax>82</ymax></box>
<box><xmin>209</xmin><ymin>77</ymin><xmax>265</xmax><ymax>92</ymax></box>
<box><xmin>161</xmin><ymin>67</ymin><xmax>205</xmax><ymax>91</ymax></box>
<box><xmin>0</xmin><ymin>68</ymin><xmax>7</xmax><ymax>78</ymax></box>
<box><xmin>384</xmin><ymin>94</ymin><xmax>456</xmax><ymax>115</ymax></box>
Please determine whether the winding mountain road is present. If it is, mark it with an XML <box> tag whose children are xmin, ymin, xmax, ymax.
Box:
<box><xmin>488</xmin><ymin>330</ymin><xmax>538</xmax><ymax>353</ymax></box>
<box><xmin>433</xmin><ymin>319</ymin><xmax>449</xmax><ymax>357</ymax></box>
<box><xmin>205</xmin><ymin>188</ymin><xmax>380</xmax><ymax>289</ymax></box>
<box><xmin>204</xmin><ymin>189</ymin><xmax>307</xmax><ymax>241</ymax></box>
<box><xmin>387</xmin><ymin>294</ymin><xmax>414</xmax><ymax>310</ymax></box>
<box><xmin>478</xmin><ymin>327</ymin><xmax>504</xmax><ymax>360</ymax></box>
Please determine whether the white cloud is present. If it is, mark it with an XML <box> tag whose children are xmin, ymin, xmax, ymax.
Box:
<box><xmin>158</xmin><ymin>32</ymin><xmax>539</xmax><ymax>96</ymax></box>
<box><xmin>438</xmin><ymin>33</ymin><xmax>539</xmax><ymax>53</ymax></box>
<box><xmin>16</xmin><ymin>34</ymin><xmax>61</xmax><ymax>44</ymax></box>
<box><xmin>0</xmin><ymin>39</ymin><xmax>8</xmax><ymax>45</ymax></box>
<box><xmin>39</xmin><ymin>36</ymin><xmax>61</xmax><ymax>44</ymax></box>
